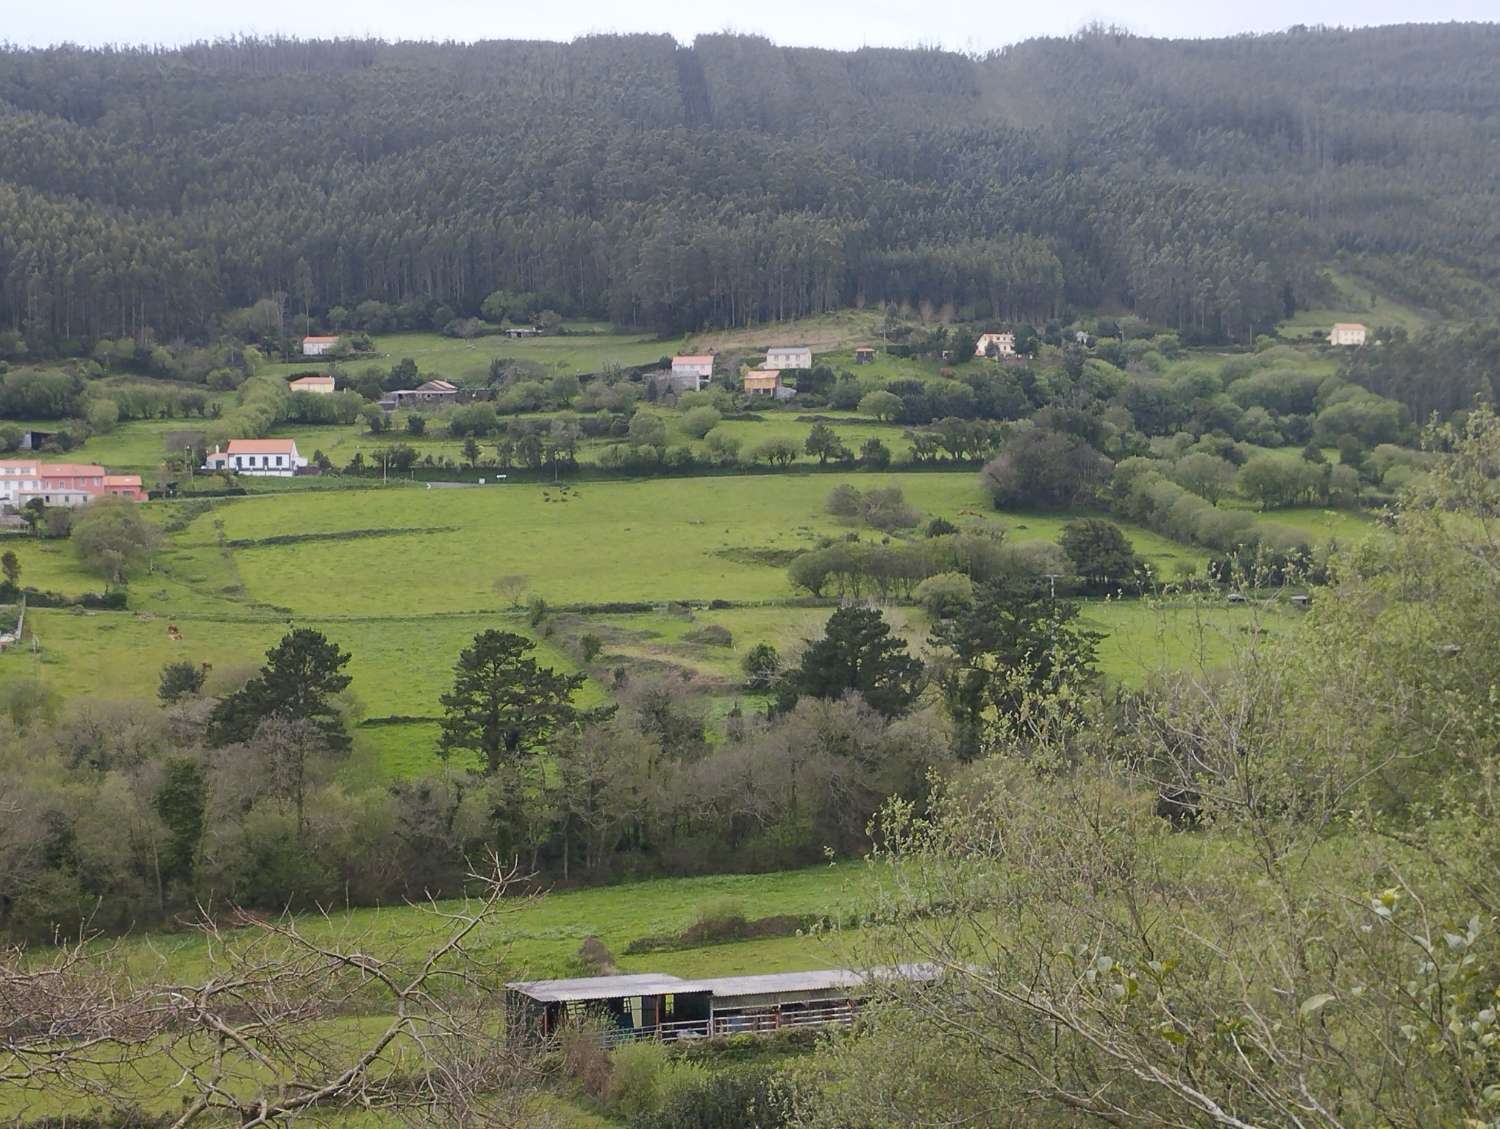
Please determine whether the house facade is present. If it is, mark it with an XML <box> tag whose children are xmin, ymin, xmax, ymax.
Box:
<box><xmin>0</xmin><ymin>459</ymin><xmax>41</xmax><ymax>507</ymax></box>
<box><xmin>288</xmin><ymin>374</ymin><xmax>336</xmax><ymax>395</ymax></box>
<box><xmin>301</xmin><ymin>336</ymin><xmax>340</xmax><ymax>357</ymax></box>
<box><xmin>853</xmin><ymin>347</ymin><xmax>876</xmax><ymax>364</ymax></box>
<box><xmin>670</xmin><ymin>355</ymin><xmax>715</xmax><ymax>391</ymax></box>
<box><xmin>742</xmin><ymin>369</ymin><xmax>796</xmax><ymax>400</ymax></box>
<box><xmin>764</xmin><ymin>346</ymin><xmax>813</xmax><ymax>370</ymax></box>
<box><xmin>976</xmin><ymin>332</ymin><xmax>1015</xmax><ymax>358</ymax></box>
<box><xmin>102</xmin><ymin>475</ymin><xmax>145</xmax><ymax>500</ymax></box>
<box><xmin>2</xmin><ymin>459</ymin><xmax>144</xmax><ymax>508</ymax></box>
<box><xmin>1330</xmin><ymin>322</ymin><xmax>1368</xmax><ymax>347</ymax></box>
<box><xmin>205</xmin><ymin>439</ymin><xmax>307</xmax><ymax>477</ymax></box>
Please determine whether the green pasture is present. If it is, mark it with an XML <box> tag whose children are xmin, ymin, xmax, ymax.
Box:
<box><xmin>282</xmin><ymin>328</ymin><xmax>688</xmax><ymax>386</ymax></box>
<box><xmin>1278</xmin><ymin>268</ymin><xmax>1435</xmax><ymax>335</ymax></box>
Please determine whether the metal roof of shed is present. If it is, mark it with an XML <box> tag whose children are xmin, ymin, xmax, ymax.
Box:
<box><xmin>506</xmin><ymin>973</ymin><xmax>696</xmax><ymax>1002</ymax></box>
<box><xmin>506</xmin><ymin>964</ymin><xmax>943</xmax><ymax>1004</ymax></box>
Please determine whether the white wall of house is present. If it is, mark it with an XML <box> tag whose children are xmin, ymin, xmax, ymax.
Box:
<box><xmin>1330</xmin><ymin>325</ymin><xmax>1367</xmax><ymax>346</ymax></box>
<box><xmin>764</xmin><ymin>348</ymin><xmax>813</xmax><ymax>370</ymax></box>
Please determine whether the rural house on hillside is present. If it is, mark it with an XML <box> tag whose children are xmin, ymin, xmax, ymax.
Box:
<box><xmin>854</xmin><ymin>346</ymin><xmax>876</xmax><ymax>364</ymax></box>
<box><xmin>764</xmin><ymin>345</ymin><xmax>813</xmax><ymax>370</ymax></box>
<box><xmin>976</xmin><ymin>332</ymin><xmax>1015</xmax><ymax>357</ymax></box>
<box><xmin>301</xmin><ymin>335</ymin><xmax>340</xmax><ymax>357</ymax></box>
<box><xmin>742</xmin><ymin>369</ymin><xmax>796</xmax><ymax>400</ymax></box>
<box><xmin>204</xmin><ymin>439</ymin><xmax>308</xmax><ymax>477</ymax></box>
<box><xmin>382</xmin><ymin>380</ymin><xmax>460</xmax><ymax>409</ymax></box>
<box><xmin>1330</xmin><ymin>322</ymin><xmax>1368</xmax><ymax>346</ymax></box>
<box><xmin>669</xmin><ymin>355</ymin><xmax>715</xmax><ymax>392</ymax></box>
<box><xmin>1</xmin><ymin>460</ymin><xmax>144</xmax><ymax>507</ymax></box>
<box><xmin>288</xmin><ymin>374</ymin><xmax>336</xmax><ymax>395</ymax></box>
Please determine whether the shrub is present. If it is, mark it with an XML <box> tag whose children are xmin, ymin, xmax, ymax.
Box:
<box><xmin>915</xmin><ymin>571</ymin><xmax>974</xmax><ymax>618</ymax></box>
<box><xmin>683</xmin><ymin>624</ymin><xmax>733</xmax><ymax>647</ymax></box>
<box><xmin>607</xmin><ymin>1042</ymin><xmax>708</xmax><ymax>1121</ymax></box>
<box><xmin>690</xmin><ymin>897</ymin><xmax>750</xmax><ymax>941</ymax></box>
<box><xmin>635</xmin><ymin>1066</ymin><xmax>792</xmax><ymax>1129</ymax></box>
<box><xmin>681</xmin><ymin>406</ymin><xmax>722</xmax><ymax>439</ymax></box>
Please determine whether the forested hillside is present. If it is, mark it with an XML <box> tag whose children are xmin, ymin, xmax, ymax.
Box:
<box><xmin>1</xmin><ymin>24</ymin><xmax>1498</xmax><ymax>345</ymax></box>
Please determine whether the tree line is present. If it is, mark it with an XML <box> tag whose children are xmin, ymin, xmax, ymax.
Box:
<box><xmin>2</xmin><ymin>25</ymin><xmax>1499</xmax><ymax>345</ymax></box>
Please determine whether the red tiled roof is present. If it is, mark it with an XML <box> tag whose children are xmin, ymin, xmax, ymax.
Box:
<box><xmin>289</xmin><ymin>374</ymin><xmax>335</xmax><ymax>386</ymax></box>
<box><xmin>103</xmin><ymin>475</ymin><xmax>142</xmax><ymax>486</ymax></box>
<box><xmin>673</xmin><ymin>355</ymin><xmax>714</xmax><ymax>365</ymax></box>
<box><xmin>302</xmin><ymin>336</ymin><xmax>339</xmax><ymax>344</ymax></box>
<box><xmin>39</xmin><ymin>463</ymin><xmax>105</xmax><ymax>476</ymax></box>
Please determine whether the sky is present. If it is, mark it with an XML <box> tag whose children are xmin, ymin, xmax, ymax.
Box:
<box><xmin>3</xmin><ymin>0</ymin><xmax>1493</xmax><ymax>51</ymax></box>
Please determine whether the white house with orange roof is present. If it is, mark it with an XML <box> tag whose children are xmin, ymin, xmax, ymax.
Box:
<box><xmin>288</xmin><ymin>374</ymin><xmax>336</xmax><ymax>395</ymax></box>
<box><xmin>670</xmin><ymin>355</ymin><xmax>715</xmax><ymax>391</ymax></box>
<box><xmin>0</xmin><ymin>459</ymin><xmax>41</xmax><ymax>507</ymax></box>
<box><xmin>302</xmin><ymin>336</ymin><xmax>341</xmax><ymax>357</ymax></box>
<box><xmin>1330</xmin><ymin>322</ymin><xmax>1368</xmax><ymax>347</ymax></box>
<box><xmin>204</xmin><ymin>439</ymin><xmax>307</xmax><ymax>477</ymax></box>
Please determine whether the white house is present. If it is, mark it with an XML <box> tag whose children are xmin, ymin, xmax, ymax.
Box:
<box><xmin>301</xmin><ymin>336</ymin><xmax>340</xmax><ymax>357</ymax></box>
<box><xmin>288</xmin><ymin>374</ymin><xmax>336</xmax><ymax>395</ymax></box>
<box><xmin>975</xmin><ymin>332</ymin><xmax>1015</xmax><ymax>358</ymax></box>
<box><xmin>0</xmin><ymin>459</ymin><xmax>42</xmax><ymax>509</ymax></box>
<box><xmin>764</xmin><ymin>346</ymin><xmax>813</xmax><ymax>370</ymax></box>
<box><xmin>1330</xmin><ymin>322</ymin><xmax>1368</xmax><ymax>347</ymax></box>
<box><xmin>670</xmin><ymin>355</ymin><xmax>715</xmax><ymax>391</ymax></box>
<box><xmin>205</xmin><ymin>439</ymin><xmax>307</xmax><ymax>477</ymax></box>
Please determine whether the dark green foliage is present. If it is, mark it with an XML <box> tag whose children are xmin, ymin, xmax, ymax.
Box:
<box><xmin>633</xmin><ymin>1067</ymin><xmax>791</xmax><ymax>1129</ymax></box>
<box><xmin>157</xmin><ymin>659</ymin><xmax>206</xmax><ymax>703</ymax></box>
<box><xmin>1</xmin><ymin>548</ymin><xmax>18</xmax><ymax>587</ymax></box>
<box><xmin>980</xmin><ymin>429</ymin><xmax>1113</xmax><ymax>510</ymax></box>
<box><xmin>438</xmin><ymin>630</ymin><xmax>584</xmax><ymax>774</ymax></box>
<box><xmin>1058</xmin><ymin>518</ymin><xmax>1147</xmax><ymax>594</ymax></box>
<box><xmin>931</xmin><ymin>580</ymin><xmax>1102</xmax><ymax>759</ymax></box>
<box><xmin>3</xmin><ymin>28</ymin><xmax>1499</xmax><ymax>347</ymax></box>
<box><xmin>153</xmin><ymin>758</ymin><xmax>205</xmax><ymax>888</ymax></box>
<box><xmin>925</xmin><ymin>516</ymin><xmax>959</xmax><ymax>538</ymax></box>
<box><xmin>207</xmin><ymin>628</ymin><xmax>353</xmax><ymax>751</ymax></box>
<box><xmin>742</xmin><ymin>642</ymin><xmax>781</xmax><ymax>690</ymax></box>
<box><xmin>778</xmin><ymin>607</ymin><xmax>923</xmax><ymax>718</ymax></box>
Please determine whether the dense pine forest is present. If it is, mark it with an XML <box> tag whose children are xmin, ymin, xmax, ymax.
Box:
<box><xmin>2</xmin><ymin>23</ymin><xmax>1499</xmax><ymax>346</ymax></box>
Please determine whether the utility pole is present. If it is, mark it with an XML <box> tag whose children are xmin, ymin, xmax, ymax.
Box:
<box><xmin>1043</xmin><ymin>573</ymin><xmax>1063</xmax><ymax>601</ymax></box>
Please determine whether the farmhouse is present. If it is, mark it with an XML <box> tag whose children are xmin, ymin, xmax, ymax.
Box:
<box><xmin>976</xmin><ymin>332</ymin><xmax>1015</xmax><ymax>358</ymax></box>
<box><xmin>669</xmin><ymin>355</ymin><xmax>715</xmax><ymax>392</ymax></box>
<box><xmin>288</xmin><ymin>374</ymin><xmax>336</xmax><ymax>395</ymax></box>
<box><xmin>1330</xmin><ymin>322</ymin><xmax>1368</xmax><ymax>347</ymax></box>
<box><xmin>764</xmin><ymin>345</ymin><xmax>813</xmax><ymax>370</ymax></box>
<box><xmin>854</xmin><ymin>346</ymin><xmax>876</xmax><ymax>364</ymax></box>
<box><xmin>0</xmin><ymin>459</ymin><xmax>40</xmax><ymax>507</ymax></box>
<box><xmin>505</xmin><ymin>964</ymin><xmax>939</xmax><ymax>1045</ymax></box>
<box><xmin>383</xmin><ymin>379</ymin><xmax>460</xmax><ymax>410</ymax></box>
<box><xmin>2</xmin><ymin>460</ymin><xmax>145</xmax><ymax>507</ymax></box>
<box><xmin>204</xmin><ymin>439</ymin><xmax>307</xmax><ymax>477</ymax></box>
<box><xmin>301</xmin><ymin>335</ymin><xmax>340</xmax><ymax>357</ymax></box>
<box><xmin>742</xmin><ymin>369</ymin><xmax>795</xmax><ymax>400</ymax></box>
<box><xmin>505</xmin><ymin>326</ymin><xmax>541</xmax><ymax>338</ymax></box>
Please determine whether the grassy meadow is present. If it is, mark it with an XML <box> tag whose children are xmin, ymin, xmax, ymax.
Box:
<box><xmin>0</xmin><ymin>467</ymin><xmax>1312</xmax><ymax>782</ymax></box>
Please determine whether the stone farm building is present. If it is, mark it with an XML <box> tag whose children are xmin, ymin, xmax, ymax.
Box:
<box><xmin>1330</xmin><ymin>322</ymin><xmax>1368</xmax><ymax>346</ymax></box>
<box><xmin>301</xmin><ymin>336</ymin><xmax>340</xmax><ymax>357</ymax></box>
<box><xmin>505</xmin><ymin>965</ymin><xmax>939</xmax><ymax>1045</ymax></box>
<box><xmin>976</xmin><ymin>332</ymin><xmax>1015</xmax><ymax>357</ymax></box>
<box><xmin>764</xmin><ymin>345</ymin><xmax>813</xmax><ymax>370</ymax></box>
<box><xmin>288</xmin><ymin>374</ymin><xmax>336</xmax><ymax>395</ymax></box>
<box><xmin>742</xmin><ymin>369</ymin><xmax>795</xmax><ymax>400</ymax></box>
<box><xmin>204</xmin><ymin>439</ymin><xmax>308</xmax><ymax>477</ymax></box>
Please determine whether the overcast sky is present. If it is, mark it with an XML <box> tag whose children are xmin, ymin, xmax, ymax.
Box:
<box><xmin>4</xmin><ymin>0</ymin><xmax>1493</xmax><ymax>51</ymax></box>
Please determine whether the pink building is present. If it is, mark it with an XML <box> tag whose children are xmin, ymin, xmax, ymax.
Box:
<box><xmin>103</xmin><ymin>474</ymin><xmax>145</xmax><ymax>500</ymax></box>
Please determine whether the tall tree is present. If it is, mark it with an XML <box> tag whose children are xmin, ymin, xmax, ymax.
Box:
<box><xmin>207</xmin><ymin>628</ymin><xmax>353</xmax><ymax>751</ymax></box>
<box><xmin>438</xmin><ymin>630</ymin><xmax>585</xmax><ymax>775</ymax></box>
<box><xmin>778</xmin><ymin>606</ymin><xmax>923</xmax><ymax>719</ymax></box>
<box><xmin>931</xmin><ymin>579</ymin><xmax>1101</xmax><ymax>759</ymax></box>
